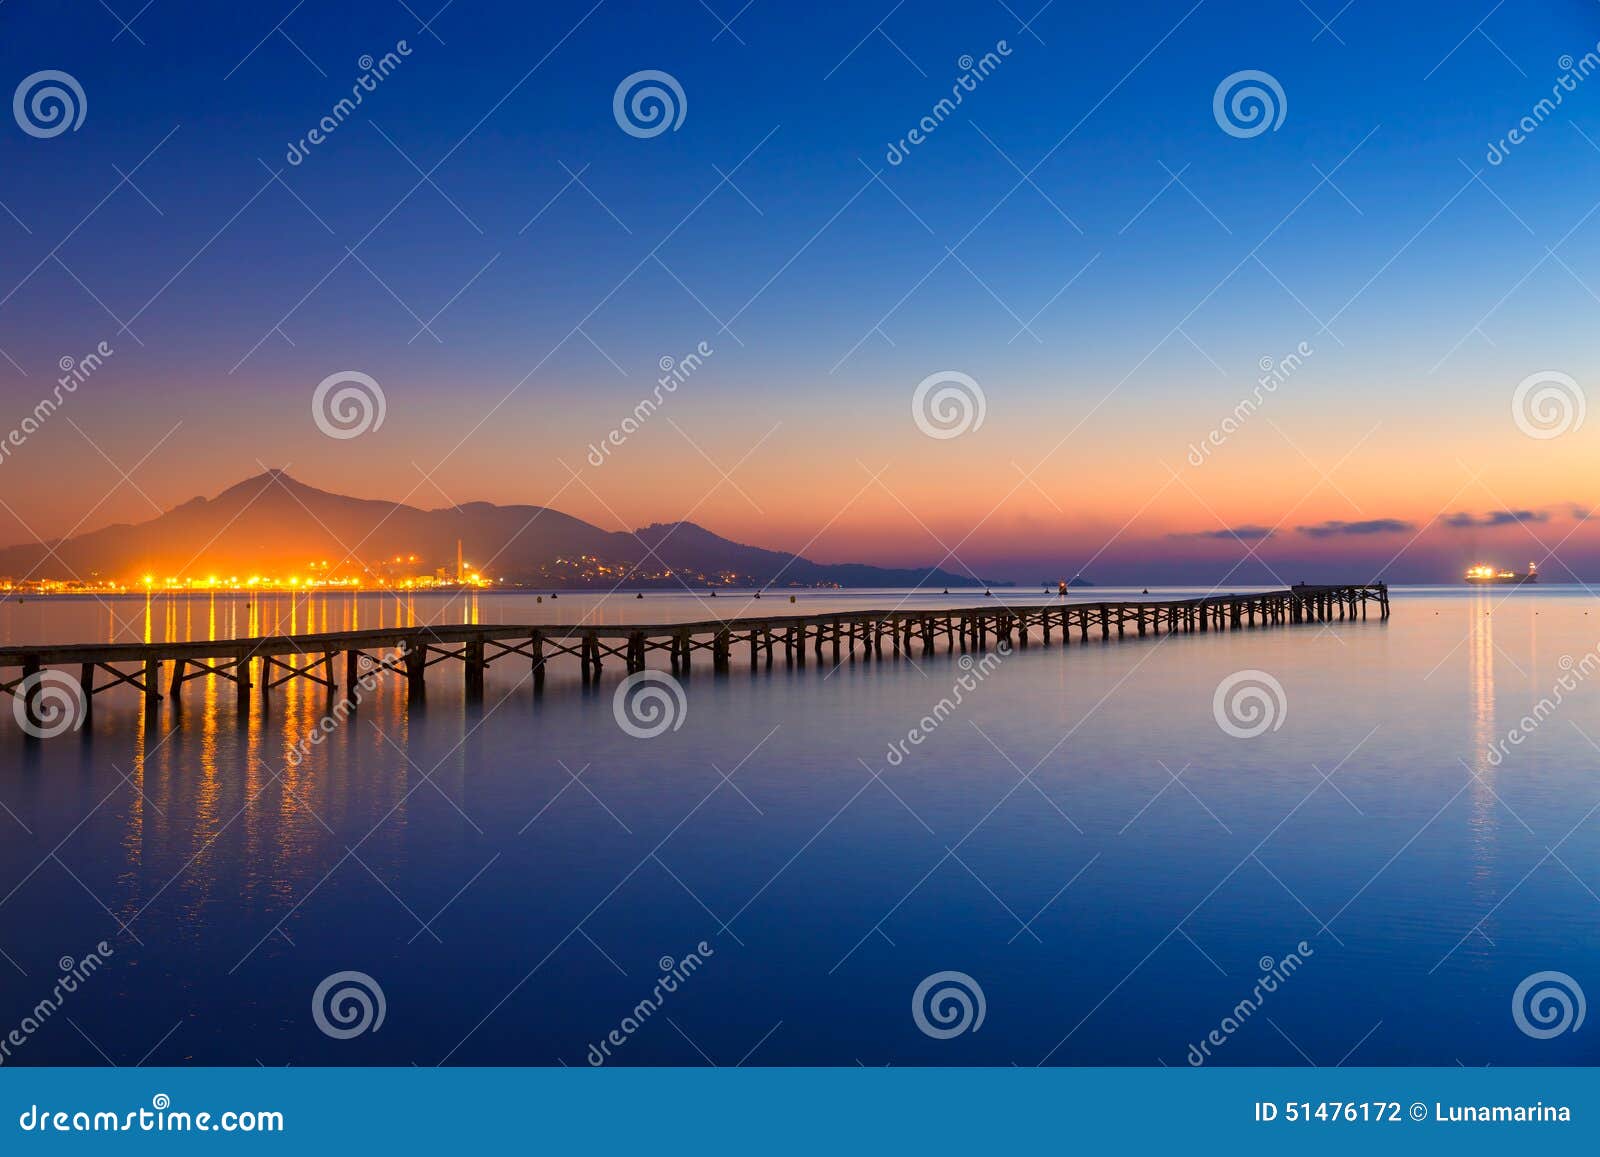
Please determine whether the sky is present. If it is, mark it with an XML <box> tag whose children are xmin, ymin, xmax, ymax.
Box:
<box><xmin>3</xmin><ymin>0</ymin><xmax>1600</xmax><ymax>584</ymax></box>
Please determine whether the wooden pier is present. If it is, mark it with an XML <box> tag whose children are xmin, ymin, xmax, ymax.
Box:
<box><xmin>0</xmin><ymin>584</ymin><xmax>1387</xmax><ymax>733</ymax></box>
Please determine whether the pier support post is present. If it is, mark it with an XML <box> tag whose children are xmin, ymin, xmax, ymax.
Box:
<box><xmin>405</xmin><ymin>640</ymin><xmax>426</xmax><ymax>703</ymax></box>
<box><xmin>20</xmin><ymin>656</ymin><xmax>41</xmax><ymax>736</ymax></box>
<box><xmin>465</xmin><ymin>638</ymin><xmax>485</xmax><ymax>701</ymax></box>
<box><xmin>344</xmin><ymin>650</ymin><xmax>359</xmax><ymax>709</ymax></box>
<box><xmin>235</xmin><ymin>651</ymin><xmax>252</xmax><ymax>711</ymax></box>
<box><xmin>79</xmin><ymin>662</ymin><xmax>95</xmax><ymax>725</ymax></box>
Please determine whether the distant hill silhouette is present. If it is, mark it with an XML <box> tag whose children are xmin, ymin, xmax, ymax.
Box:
<box><xmin>0</xmin><ymin>470</ymin><xmax>999</xmax><ymax>589</ymax></box>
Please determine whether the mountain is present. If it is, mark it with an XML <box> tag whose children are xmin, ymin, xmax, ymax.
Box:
<box><xmin>0</xmin><ymin>470</ymin><xmax>999</xmax><ymax>589</ymax></box>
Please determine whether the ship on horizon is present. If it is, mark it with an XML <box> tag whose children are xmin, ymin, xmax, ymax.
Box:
<box><xmin>1464</xmin><ymin>561</ymin><xmax>1538</xmax><ymax>585</ymax></box>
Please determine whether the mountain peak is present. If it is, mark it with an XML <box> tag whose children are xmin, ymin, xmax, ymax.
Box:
<box><xmin>0</xmin><ymin>473</ymin><xmax>999</xmax><ymax>589</ymax></box>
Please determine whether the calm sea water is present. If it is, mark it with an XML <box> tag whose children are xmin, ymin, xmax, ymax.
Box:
<box><xmin>2</xmin><ymin>585</ymin><xmax>1598</xmax><ymax>1066</ymax></box>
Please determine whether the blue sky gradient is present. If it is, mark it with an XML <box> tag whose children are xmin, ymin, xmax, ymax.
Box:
<box><xmin>4</xmin><ymin>1</ymin><xmax>1600</xmax><ymax>582</ymax></box>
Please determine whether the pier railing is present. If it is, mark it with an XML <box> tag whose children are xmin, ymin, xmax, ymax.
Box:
<box><xmin>0</xmin><ymin>584</ymin><xmax>1388</xmax><ymax>733</ymax></box>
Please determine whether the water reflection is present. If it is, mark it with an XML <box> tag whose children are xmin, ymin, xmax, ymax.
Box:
<box><xmin>1468</xmin><ymin>590</ymin><xmax>1495</xmax><ymax>776</ymax></box>
<box><xmin>6</xmin><ymin>588</ymin><xmax>1600</xmax><ymax>1064</ymax></box>
<box><xmin>1465</xmin><ymin>589</ymin><xmax>1502</xmax><ymax>958</ymax></box>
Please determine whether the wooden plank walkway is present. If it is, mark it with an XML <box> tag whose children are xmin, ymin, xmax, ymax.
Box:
<box><xmin>0</xmin><ymin>584</ymin><xmax>1388</xmax><ymax>732</ymax></box>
